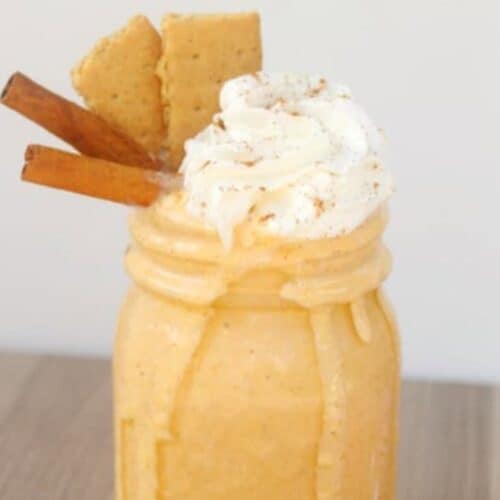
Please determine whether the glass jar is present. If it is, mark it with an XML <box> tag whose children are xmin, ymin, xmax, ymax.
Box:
<box><xmin>114</xmin><ymin>193</ymin><xmax>400</xmax><ymax>500</ymax></box>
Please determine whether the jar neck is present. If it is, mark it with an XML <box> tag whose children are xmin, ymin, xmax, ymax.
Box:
<box><xmin>125</xmin><ymin>192</ymin><xmax>391</xmax><ymax>308</ymax></box>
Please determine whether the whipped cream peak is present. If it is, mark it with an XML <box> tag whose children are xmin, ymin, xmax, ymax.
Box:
<box><xmin>179</xmin><ymin>72</ymin><xmax>394</xmax><ymax>248</ymax></box>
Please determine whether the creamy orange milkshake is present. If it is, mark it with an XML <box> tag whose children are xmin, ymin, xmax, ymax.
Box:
<box><xmin>114</xmin><ymin>73</ymin><xmax>399</xmax><ymax>500</ymax></box>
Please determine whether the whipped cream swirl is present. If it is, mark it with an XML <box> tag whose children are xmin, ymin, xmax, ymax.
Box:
<box><xmin>180</xmin><ymin>72</ymin><xmax>394</xmax><ymax>247</ymax></box>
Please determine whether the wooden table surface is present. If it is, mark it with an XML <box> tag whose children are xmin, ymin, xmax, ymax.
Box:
<box><xmin>0</xmin><ymin>352</ymin><xmax>498</xmax><ymax>500</ymax></box>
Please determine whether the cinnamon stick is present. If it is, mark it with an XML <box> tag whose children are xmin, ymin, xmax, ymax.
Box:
<box><xmin>22</xmin><ymin>145</ymin><xmax>181</xmax><ymax>205</ymax></box>
<box><xmin>2</xmin><ymin>73</ymin><xmax>160</xmax><ymax>170</ymax></box>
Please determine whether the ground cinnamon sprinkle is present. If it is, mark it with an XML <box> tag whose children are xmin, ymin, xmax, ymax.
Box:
<box><xmin>241</xmin><ymin>156</ymin><xmax>262</xmax><ymax>167</ymax></box>
<box><xmin>213</xmin><ymin>117</ymin><xmax>226</xmax><ymax>130</ymax></box>
<box><xmin>241</xmin><ymin>160</ymin><xmax>256</xmax><ymax>167</ymax></box>
<box><xmin>313</xmin><ymin>197</ymin><xmax>325</xmax><ymax>216</ymax></box>
<box><xmin>259</xmin><ymin>213</ymin><xmax>275</xmax><ymax>222</ymax></box>
<box><xmin>307</xmin><ymin>78</ymin><xmax>327</xmax><ymax>97</ymax></box>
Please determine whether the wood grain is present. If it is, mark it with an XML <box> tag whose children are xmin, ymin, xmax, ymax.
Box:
<box><xmin>0</xmin><ymin>353</ymin><xmax>40</xmax><ymax>422</ymax></box>
<box><xmin>0</xmin><ymin>352</ymin><xmax>497</xmax><ymax>500</ymax></box>
<box><xmin>0</xmin><ymin>354</ymin><xmax>113</xmax><ymax>500</ymax></box>
<box><xmin>491</xmin><ymin>386</ymin><xmax>500</xmax><ymax>499</ymax></box>
<box><xmin>398</xmin><ymin>381</ymin><xmax>493</xmax><ymax>500</ymax></box>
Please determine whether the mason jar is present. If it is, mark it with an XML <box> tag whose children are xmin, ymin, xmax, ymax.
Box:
<box><xmin>114</xmin><ymin>192</ymin><xmax>400</xmax><ymax>500</ymax></box>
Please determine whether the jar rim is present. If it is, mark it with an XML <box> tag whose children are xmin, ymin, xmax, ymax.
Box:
<box><xmin>125</xmin><ymin>193</ymin><xmax>391</xmax><ymax>308</ymax></box>
<box><xmin>129</xmin><ymin>192</ymin><xmax>389</xmax><ymax>268</ymax></box>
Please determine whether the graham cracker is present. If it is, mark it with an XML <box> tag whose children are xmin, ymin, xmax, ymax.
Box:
<box><xmin>157</xmin><ymin>12</ymin><xmax>262</xmax><ymax>169</ymax></box>
<box><xmin>72</xmin><ymin>15</ymin><xmax>165</xmax><ymax>154</ymax></box>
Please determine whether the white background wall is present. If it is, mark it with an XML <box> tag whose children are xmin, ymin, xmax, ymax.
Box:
<box><xmin>1</xmin><ymin>0</ymin><xmax>499</xmax><ymax>382</ymax></box>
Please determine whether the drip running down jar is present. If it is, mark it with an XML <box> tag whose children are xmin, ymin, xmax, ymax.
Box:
<box><xmin>114</xmin><ymin>193</ymin><xmax>400</xmax><ymax>500</ymax></box>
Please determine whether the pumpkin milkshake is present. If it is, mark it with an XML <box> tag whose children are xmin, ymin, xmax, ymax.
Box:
<box><xmin>115</xmin><ymin>73</ymin><xmax>399</xmax><ymax>500</ymax></box>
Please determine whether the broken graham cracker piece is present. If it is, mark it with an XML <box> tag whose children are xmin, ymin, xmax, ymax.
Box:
<box><xmin>157</xmin><ymin>12</ymin><xmax>262</xmax><ymax>169</ymax></box>
<box><xmin>72</xmin><ymin>15</ymin><xmax>165</xmax><ymax>154</ymax></box>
